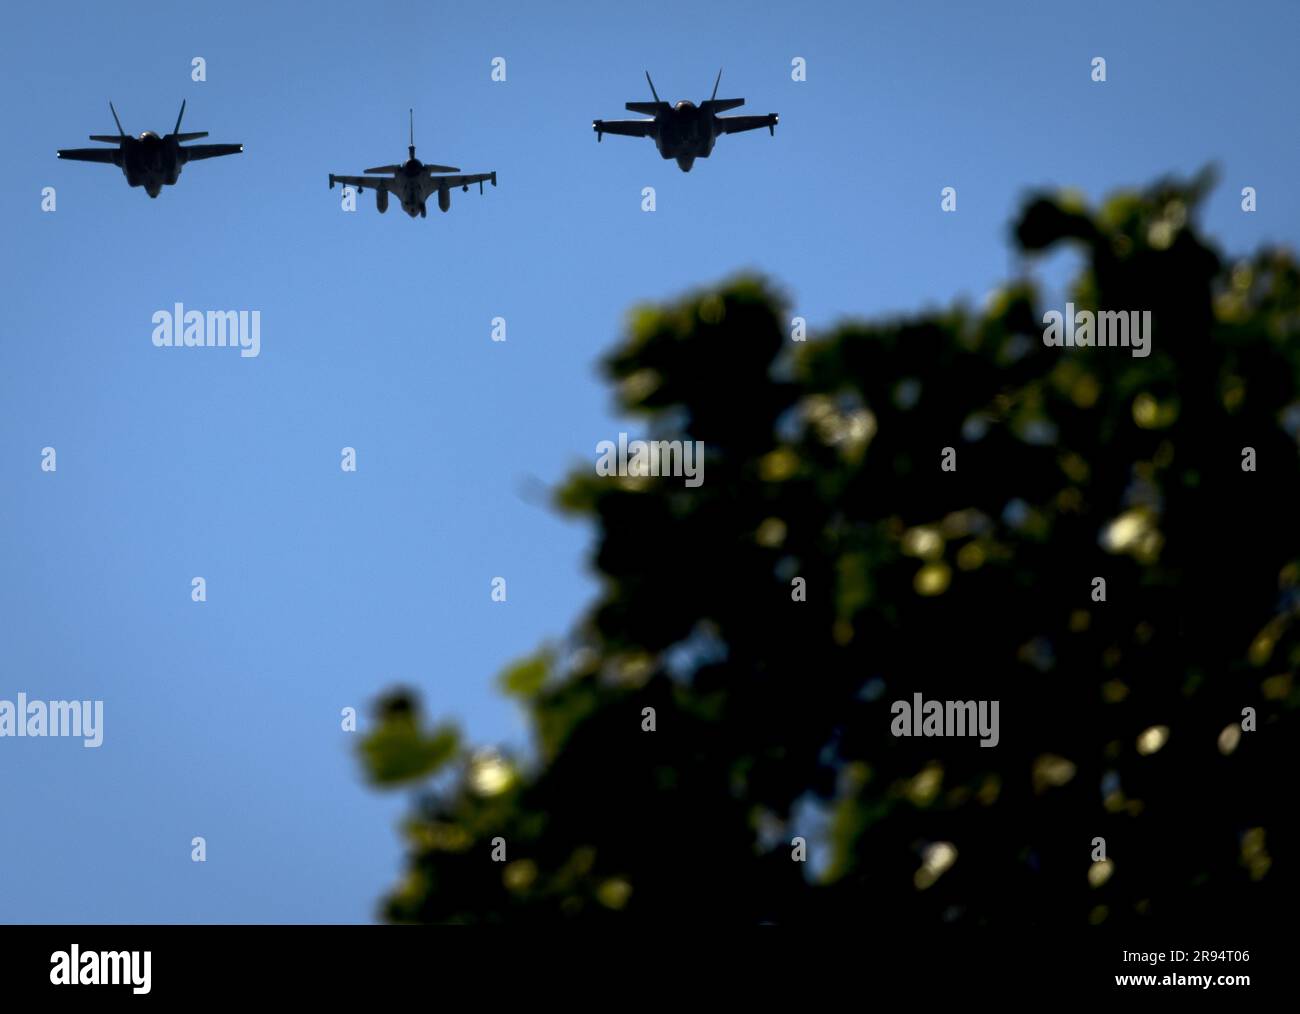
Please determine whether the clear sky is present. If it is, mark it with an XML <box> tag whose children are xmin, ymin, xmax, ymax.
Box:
<box><xmin>2</xmin><ymin>0</ymin><xmax>1297</xmax><ymax>923</ymax></box>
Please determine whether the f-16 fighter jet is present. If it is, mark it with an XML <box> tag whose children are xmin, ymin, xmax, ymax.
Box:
<box><xmin>329</xmin><ymin>110</ymin><xmax>496</xmax><ymax>218</ymax></box>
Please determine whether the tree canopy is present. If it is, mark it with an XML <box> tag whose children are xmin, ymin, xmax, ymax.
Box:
<box><xmin>360</xmin><ymin>171</ymin><xmax>1299</xmax><ymax>927</ymax></box>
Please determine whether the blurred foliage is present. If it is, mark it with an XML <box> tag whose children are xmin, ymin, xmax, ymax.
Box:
<box><xmin>359</xmin><ymin>688</ymin><xmax>460</xmax><ymax>786</ymax></box>
<box><xmin>361</xmin><ymin>171</ymin><xmax>1299</xmax><ymax>926</ymax></box>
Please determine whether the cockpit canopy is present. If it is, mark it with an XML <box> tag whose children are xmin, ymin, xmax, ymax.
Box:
<box><xmin>139</xmin><ymin>131</ymin><xmax>159</xmax><ymax>140</ymax></box>
<box><xmin>674</xmin><ymin>100</ymin><xmax>695</xmax><ymax>111</ymax></box>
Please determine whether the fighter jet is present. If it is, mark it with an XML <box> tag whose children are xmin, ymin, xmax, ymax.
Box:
<box><xmin>328</xmin><ymin>110</ymin><xmax>496</xmax><ymax>218</ymax></box>
<box><xmin>593</xmin><ymin>70</ymin><xmax>778</xmax><ymax>172</ymax></box>
<box><xmin>56</xmin><ymin>101</ymin><xmax>242</xmax><ymax>197</ymax></box>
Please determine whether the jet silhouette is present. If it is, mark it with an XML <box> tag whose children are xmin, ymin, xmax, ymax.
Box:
<box><xmin>593</xmin><ymin>70</ymin><xmax>778</xmax><ymax>172</ymax></box>
<box><xmin>57</xmin><ymin>101</ymin><xmax>242</xmax><ymax>197</ymax></box>
<box><xmin>329</xmin><ymin>110</ymin><xmax>496</xmax><ymax>219</ymax></box>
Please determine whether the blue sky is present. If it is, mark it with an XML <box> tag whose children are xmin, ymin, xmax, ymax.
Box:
<box><xmin>1</xmin><ymin>0</ymin><xmax>1297</xmax><ymax>923</ymax></box>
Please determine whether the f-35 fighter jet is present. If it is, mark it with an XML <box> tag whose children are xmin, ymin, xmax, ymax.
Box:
<box><xmin>57</xmin><ymin>101</ymin><xmax>243</xmax><ymax>197</ymax></box>
<box><xmin>593</xmin><ymin>70</ymin><xmax>778</xmax><ymax>172</ymax></box>
<box><xmin>329</xmin><ymin>110</ymin><xmax>496</xmax><ymax>218</ymax></box>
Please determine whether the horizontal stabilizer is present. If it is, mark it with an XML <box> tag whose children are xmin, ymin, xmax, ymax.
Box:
<box><xmin>423</xmin><ymin>164</ymin><xmax>461</xmax><ymax>174</ymax></box>
<box><xmin>363</xmin><ymin>164</ymin><xmax>402</xmax><ymax>174</ymax></box>
<box><xmin>170</xmin><ymin>131</ymin><xmax>209</xmax><ymax>142</ymax></box>
<box><xmin>88</xmin><ymin>135</ymin><xmax>125</xmax><ymax>143</ymax></box>
<box><xmin>625</xmin><ymin>101</ymin><xmax>668</xmax><ymax>115</ymax></box>
<box><xmin>705</xmin><ymin>98</ymin><xmax>745</xmax><ymax>114</ymax></box>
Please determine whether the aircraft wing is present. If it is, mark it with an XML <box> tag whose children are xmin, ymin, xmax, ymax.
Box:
<box><xmin>182</xmin><ymin>144</ymin><xmax>243</xmax><ymax>162</ymax></box>
<box><xmin>434</xmin><ymin>172</ymin><xmax>496</xmax><ymax>191</ymax></box>
<box><xmin>719</xmin><ymin>113</ymin><xmax>778</xmax><ymax>135</ymax></box>
<box><xmin>328</xmin><ymin>174</ymin><xmax>392</xmax><ymax>191</ymax></box>
<box><xmin>593</xmin><ymin>119</ymin><xmax>655</xmax><ymax>139</ymax></box>
<box><xmin>56</xmin><ymin>147</ymin><xmax>120</xmax><ymax>164</ymax></box>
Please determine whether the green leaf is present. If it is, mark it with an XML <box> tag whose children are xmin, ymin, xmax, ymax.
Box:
<box><xmin>500</xmin><ymin>653</ymin><xmax>551</xmax><ymax>699</ymax></box>
<box><xmin>360</xmin><ymin>718</ymin><xmax>459</xmax><ymax>787</ymax></box>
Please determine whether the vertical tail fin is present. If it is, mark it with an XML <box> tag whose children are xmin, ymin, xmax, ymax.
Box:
<box><xmin>710</xmin><ymin>68</ymin><xmax>722</xmax><ymax>103</ymax></box>
<box><xmin>109</xmin><ymin>101</ymin><xmax>126</xmax><ymax>138</ymax></box>
<box><xmin>645</xmin><ymin>72</ymin><xmax>661</xmax><ymax>103</ymax></box>
<box><xmin>172</xmin><ymin>100</ymin><xmax>186</xmax><ymax>136</ymax></box>
<box><xmin>408</xmin><ymin>108</ymin><xmax>415</xmax><ymax>160</ymax></box>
